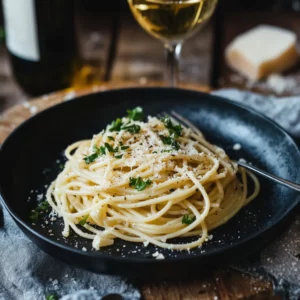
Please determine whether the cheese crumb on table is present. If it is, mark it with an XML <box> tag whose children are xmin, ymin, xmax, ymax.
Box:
<box><xmin>229</xmin><ymin>72</ymin><xmax>300</xmax><ymax>95</ymax></box>
<box><xmin>266</xmin><ymin>73</ymin><xmax>297</xmax><ymax>94</ymax></box>
<box><xmin>226</xmin><ymin>25</ymin><xmax>298</xmax><ymax>80</ymax></box>
<box><xmin>233</xmin><ymin>143</ymin><xmax>242</xmax><ymax>151</ymax></box>
<box><xmin>29</xmin><ymin>105</ymin><xmax>38</xmax><ymax>115</ymax></box>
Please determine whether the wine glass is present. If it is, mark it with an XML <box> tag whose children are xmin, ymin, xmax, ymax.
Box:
<box><xmin>127</xmin><ymin>0</ymin><xmax>218</xmax><ymax>87</ymax></box>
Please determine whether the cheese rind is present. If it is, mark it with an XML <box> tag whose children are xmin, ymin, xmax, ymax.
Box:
<box><xmin>225</xmin><ymin>25</ymin><xmax>299</xmax><ymax>80</ymax></box>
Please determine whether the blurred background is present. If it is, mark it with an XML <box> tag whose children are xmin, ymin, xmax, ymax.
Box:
<box><xmin>0</xmin><ymin>0</ymin><xmax>300</xmax><ymax>110</ymax></box>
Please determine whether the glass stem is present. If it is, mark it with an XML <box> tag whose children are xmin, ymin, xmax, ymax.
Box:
<box><xmin>164</xmin><ymin>43</ymin><xmax>182</xmax><ymax>87</ymax></box>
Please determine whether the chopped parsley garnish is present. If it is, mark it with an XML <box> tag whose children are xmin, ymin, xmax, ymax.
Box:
<box><xmin>29</xmin><ymin>201</ymin><xmax>50</xmax><ymax>223</ymax></box>
<box><xmin>84</xmin><ymin>145</ymin><xmax>106</xmax><ymax>164</ymax></box>
<box><xmin>84</xmin><ymin>141</ymin><xmax>130</xmax><ymax>164</ymax></box>
<box><xmin>109</xmin><ymin>107</ymin><xmax>143</xmax><ymax>133</ymax></box>
<box><xmin>122</xmin><ymin>124</ymin><xmax>141</xmax><ymax>134</ymax></box>
<box><xmin>100</xmin><ymin>147</ymin><xmax>106</xmax><ymax>155</ymax></box>
<box><xmin>182</xmin><ymin>214</ymin><xmax>196</xmax><ymax>225</ymax></box>
<box><xmin>109</xmin><ymin>118</ymin><xmax>141</xmax><ymax>134</ymax></box>
<box><xmin>159</xmin><ymin>117</ymin><xmax>182</xmax><ymax>151</ymax></box>
<box><xmin>107</xmin><ymin>136</ymin><xmax>114</xmax><ymax>141</ymax></box>
<box><xmin>83</xmin><ymin>153</ymin><xmax>98</xmax><ymax>164</ymax></box>
<box><xmin>46</xmin><ymin>294</ymin><xmax>58</xmax><ymax>300</ymax></box>
<box><xmin>79</xmin><ymin>215</ymin><xmax>89</xmax><ymax>226</ymax></box>
<box><xmin>162</xmin><ymin>117</ymin><xmax>183</xmax><ymax>138</ymax></box>
<box><xmin>95</xmin><ymin>145</ymin><xmax>106</xmax><ymax>155</ymax></box>
<box><xmin>127</xmin><ymin>107</ymin><xmax>144</xmax><ymax>121</ymax></box>
<box><xmin>104</xmin><ymin>143</ymin><xmax>119</xmax><ymax>153</ymax></box>
<box><xmin>160</xmin><ymin>135</ymin><xmax>180</xmax><ymax>150</ymax></box>
<box><xmin>129</xmin><ymin>177</ymin><xmax>152</xmax><ymax>191</ymax></box>
<box><xmin>38</xmin><ymin>201</ymin><xmax>50</xmax><ymax>210</ymax></box>
<box><xmin>59</xmin><ymin>164</ymin><xmax>65</xmax><ymax>170</ymax></box>
<box><xmin>84</xmin><ymin>142</ymin><xmax>121</xmax><ymax>164</ymax></box>
<box><xmin>29</xmin><ymin>211</ymin><xmax>39</xmax><ymax>223</ymax></box>
<box><xmin>109</xmin><ymin>118</ymin><xmax>123</xmax><ymax>132</ymax></box>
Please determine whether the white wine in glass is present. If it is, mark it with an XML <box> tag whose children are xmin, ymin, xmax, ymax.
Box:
<box><xmin>128</xmin><ymin>0</ymin><xmax>218</xmax><ymax>86</ymax></box>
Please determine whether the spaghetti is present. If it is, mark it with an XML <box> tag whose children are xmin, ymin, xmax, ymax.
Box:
<box><xmin>47</xmin><ymin>107</ymin><xmax>260</xmax><ymax>250</ymax></box>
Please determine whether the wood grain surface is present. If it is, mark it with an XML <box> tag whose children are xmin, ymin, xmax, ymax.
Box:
<box><xmin>0</xmin><ymin>81</ymin><xmax>209</xmax><ymax>144</ymax></box>
<box><xmin>0</xmin><ymin>82</ymin><xmax>276</xmax><ymax>299</ymax></box>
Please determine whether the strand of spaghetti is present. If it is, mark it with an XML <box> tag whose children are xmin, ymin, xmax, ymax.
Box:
<box><xmin>107</xmin><ymin>201</ymin><xmax>173</xmax><ymax>223</ymax></box>
<box><xmin>155</xmin><ymin>172</ymin><xmax>211</xmax><ymax>240</ymax></box>
<box><xmin>111</xmin><ymin>223</ymin><xmax>208</xmax><ymax>250</ymax></box>
<box><xmin>244</xmin><ymin>169</ymin><xmax>260</xmax><ymax>205</ymax></box>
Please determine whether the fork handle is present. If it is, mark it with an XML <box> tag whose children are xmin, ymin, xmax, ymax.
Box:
<box><xmin>238</xmin><ymin>161</ymin><xmax>300</xmax><ymax>192</ymax></box>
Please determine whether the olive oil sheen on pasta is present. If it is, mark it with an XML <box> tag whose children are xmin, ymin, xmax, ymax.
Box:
<box><xmin>128</xmin><ymin>0</ymin><xmax>218</xmax><ymax>43</ymax></box>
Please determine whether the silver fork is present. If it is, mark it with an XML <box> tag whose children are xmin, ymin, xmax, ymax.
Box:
<box><xmin>158</xmin><ymin>111</ymin><xmax>300</xmax><ymax>193</ymax></box>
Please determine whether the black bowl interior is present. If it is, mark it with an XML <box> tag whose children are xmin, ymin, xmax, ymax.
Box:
<box><xmin>0</xmin><ymin>88</ymin><xmax>299</xmax><ymax>277</ymax></box>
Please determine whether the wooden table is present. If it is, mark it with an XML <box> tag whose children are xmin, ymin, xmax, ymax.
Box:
<box><xmin>1</xmin><ymin>4</ymin><xmax>299</xmax><ymax>299</ymax></box>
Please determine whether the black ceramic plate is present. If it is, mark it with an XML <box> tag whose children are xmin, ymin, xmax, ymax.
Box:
<box><xmin>0</xmin><ymin>88</ymin><xmax>299</xmax><ymax>278</ymax></box>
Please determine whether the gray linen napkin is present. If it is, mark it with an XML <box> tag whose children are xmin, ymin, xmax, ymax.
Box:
<box><xmin>213</xmin><ymin>89</ymin><xmax>300</xmax><ymax>137</ymax></box>
<box><xmin>214</xmin><ymin>89</ymin><xmax>300</xmax><ymax>300</ymax></box>
<box><xmin>0</xmin><ymin>209</ymin><xmax>140</xmax><ymax>300</ymax></box>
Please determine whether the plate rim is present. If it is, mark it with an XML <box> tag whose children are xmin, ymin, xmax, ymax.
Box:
<box><xmin>1</xmin><ymin>87</ymin><xmax>299</xmax><ymax>263</ymax></box>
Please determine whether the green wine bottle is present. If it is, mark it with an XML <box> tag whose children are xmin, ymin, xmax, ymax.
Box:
<box><xmin>2</xmin><ymin>0</ymin><xmax>79</xmax><ymax>95</ymax></box>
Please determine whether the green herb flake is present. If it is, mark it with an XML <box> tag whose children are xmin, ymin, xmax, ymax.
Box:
<box><xmin>182</xmin><ymin>214</ymin><xmax>196</xmax><ymax>225</ymax></box>
<box><xmin>93</xmin><ymin>145</ymin><xmax>106</xmax><ymax>155</ymax></box>
<box><xmin>79</xmin><ymin>215</ymin><xmax>89</xmax><ymax>226</ymax></box>
<box><xmin>84</xmin><ymin>146</ymin><xmax>106</xmax><ymax>164</ymax></box>
<box><xmin>109</xmin><ymin>118</ymin><xmax>123</xmax><ymax>132</ymax></box>
<box><xmin>84</xmin><ymin>152</ymin><xmax>99</xmax><ymax>164</ymax></box>
<box><xmin>121</xmin><ymin>145</ymin><xmax>130</xmax><ymax>150</ymax></box>
<box><xmin>29</xmin><ymin>201</ymin><xmax>50</xmax><ymax>223</ymax></box>
<box><xmin>114</xmin><ymin>154</ymin><xmax>123</xmax><ymax>159</ymax></box>
<box><xmin>104</xmin><ymin>143</ymin><xmax>119</xmax><ymax>153</ymax></box>
<box><xmin>46</xmin><ymin>294</ymin><xmax>58</xmax><ymax>300</ymax></box>
<box><xmin>107</xmin><ymin>136</ymin><xmax>115</xmax><ymax>141</ymax></box>
<box><xmin>160</xmin><ymin>135</ymin><xmax>180</xmax><ymax>150</ymax></box>
<box><xmin>37</xmin><ymin>201</ymin><xmax>50</xmax><ymax>211</ymax></box>
<box><xmin>92</xmin><ymin>145</ymin><xmax>98</xmax><ymax>152</ymax></box>
<box><xmin>127</xmin><ymin>107</ymin><xmax>144</xmax><ymax>121</ymax></box>
<box><xmin>98</xmin><ymin>146</ymin><xmax>106</xmax><ymax>155</ymax></box>
<box><xmin>162</xmin><ymin>117</ymin><xmax>183</xmax><ymax>138</ymax></box>
<box><xmin>59</xmin><ymin>164</ymin><xmax>65</xmax><ymax>170</ymax></box>
<box><xmin>129</xmin><ymin>177</ymin><xmax>152</xmax><ymax>191</ymax></box>
<box><xmin>122</xmin><ymin>124</ymin><xmax>141</xmax><ymax>134</ymax></box>
<box><xmin>29</xmin><ymin>210</ymin><xmax>39</xmax><ymax>223</ymax></box>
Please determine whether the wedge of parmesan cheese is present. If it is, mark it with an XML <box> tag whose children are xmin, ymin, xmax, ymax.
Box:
<box><xmin>225</xmin><ymin>25</ymin><xmax>298</xmax><ymax>80</ymax></box>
